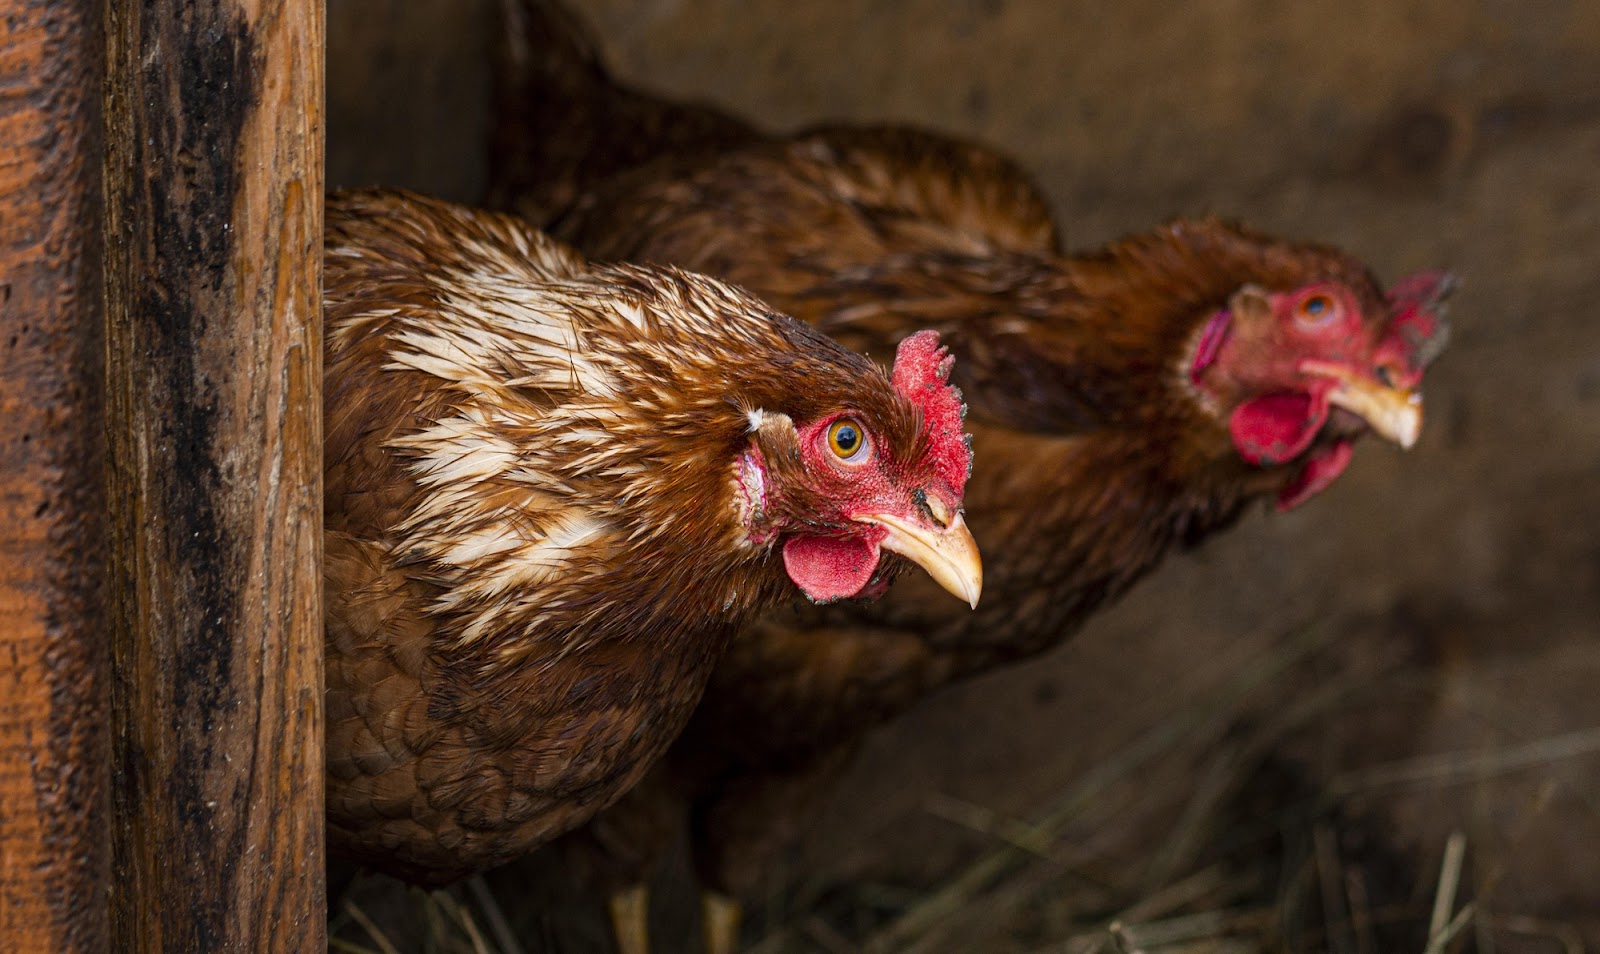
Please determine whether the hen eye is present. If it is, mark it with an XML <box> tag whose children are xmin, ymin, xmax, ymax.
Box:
<box><xmin>1297</xmin><ymin>293</ymin><xmax>1337</xmax><ymax>323</ymax></box>
<box><xmin>827</xmin><ymin>418</ymin><xmax>868</xmax><ymax>461</ymax></box>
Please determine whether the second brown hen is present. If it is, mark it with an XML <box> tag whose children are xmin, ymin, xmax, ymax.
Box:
<box><xmin>487</xmin><ymin>3</ymin><xmax>1454</xmax><ymax>950</ymax></box>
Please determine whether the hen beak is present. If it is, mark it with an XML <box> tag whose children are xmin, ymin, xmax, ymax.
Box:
<box><xmin>857</xmin><ymin>510</ymin><xmax>983</xmax><ymax>609</ymax></box>
<box><xmin>1300</xmin><ymin>360</ymin><xmax>1423</xmax><ymax>449</ymax></box>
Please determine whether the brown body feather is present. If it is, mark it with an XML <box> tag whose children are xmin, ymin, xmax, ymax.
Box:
<box><xmin>322</xmin><ymin>189</ymin><xmax>969</xmax><ymax>884</ymax></box>
<box><xmin>487</xmin><ymin>0</ymin><xmax>1449</xmax><ymax>909</ymax></box>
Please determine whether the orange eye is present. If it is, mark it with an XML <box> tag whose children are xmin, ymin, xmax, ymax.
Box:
<box><xmin>1297</xmin><ymin>293</ymin><xmax>1338</xmax><ymax>324</ymax></box>
<box><xmin>827</xmin><ymin>418</ymin><xmax>868</xmax><ymax>461</ymax></box>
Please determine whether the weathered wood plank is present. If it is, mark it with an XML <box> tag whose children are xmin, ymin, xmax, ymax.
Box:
<box><xmin>0</xmin><ymin>0</ymin><xmax>111</xmax><ymax>950</ymax></box>
<box><xmin>0</xmin><ymin>0</ymin><xmax>112</xmax><ymax>947</ymax></box>
<box><xmin>103</xmin><ymin>0</ymin><xmax>326</xmax><ymax>949</ymax></box>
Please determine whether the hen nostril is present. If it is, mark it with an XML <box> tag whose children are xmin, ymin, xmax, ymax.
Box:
<box><xmin>915</xmin><ymin>488</ymin><xmax>952</xmax><ymax>527</ymax></box>
<box><xmin>1374</xmin><ymin>364</ymin><xmax>1397</xmax><ymax>388</ymax></box>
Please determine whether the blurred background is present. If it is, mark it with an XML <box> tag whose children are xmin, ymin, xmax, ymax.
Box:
<box><xmin>326</xmin><ymin>1</ymin><xmax>1600</xmax><ymax>950</ymax></box>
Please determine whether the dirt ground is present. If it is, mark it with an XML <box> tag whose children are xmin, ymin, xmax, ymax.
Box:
<box><xmin>327</xmin><ymin>1</ymin><xmax>1600</xmax><ymax>950</ymax></box>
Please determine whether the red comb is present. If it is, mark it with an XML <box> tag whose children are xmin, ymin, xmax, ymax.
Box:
<box><xmin>891</xmin><ymin>330</ymin><xmax>972</xmax><ymax>495</ymax></box>
<box><xmin>1376</xmin><ymin>269</ymin><xmax>1456</xmax><ymax>386</ymax></box>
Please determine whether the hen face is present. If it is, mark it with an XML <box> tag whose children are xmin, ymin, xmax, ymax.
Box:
<box><xmin>1191</xmin><ymin>270</ymin><xmax>1454</xmax><ymax>509</ymax></box>
<box><xmin>737</xmin><ymin>330</ymin><xmax>981</xmax><ymax>607</ymax></box>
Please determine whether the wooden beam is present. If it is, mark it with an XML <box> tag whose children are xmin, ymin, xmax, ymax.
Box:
<box><xmin>0</xmin><ymin>1</ymin><xmax>111</xmax><ymax>950</ymax></box>
<box><xmin>103</xmin><ymin>0</ymin><xmax>326</xmax><ymax>949</ymax></box>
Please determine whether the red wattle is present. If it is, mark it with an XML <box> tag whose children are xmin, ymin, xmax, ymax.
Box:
<box><xmin>1228</xmin><ymin>392</ymin><xmax>1329</xmax><ymax>467</ymax></box>
<box><xmin>1276</xmin><ymin>440</ymin><xmax>1354</xmax><ymax>511</ymax></box>
<box><xmin>782</xmin><ymin>535</ymin><xmax>880</xmax><ymax>603</ymax></box>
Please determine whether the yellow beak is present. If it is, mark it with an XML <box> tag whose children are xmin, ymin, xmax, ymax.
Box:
<box><xmin>1300</xmin><ymin>360</ymin><xmax>1423</xmax><ymax>449</ymax></box>
<box><xmin>858</xmin><ymin>510</ymin><xmax>983</xmax><ymax>609</ymax></box>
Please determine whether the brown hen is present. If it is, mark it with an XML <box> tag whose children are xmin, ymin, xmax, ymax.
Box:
<box><xmin>485</xmin><ymin>3</ymin><xmax>1454</xmax><ymax>950</ymax></box>
<box><xmin>321</xmin><ymin>188</ymin><xmax>981</xmax><ymax>886</ymax></box>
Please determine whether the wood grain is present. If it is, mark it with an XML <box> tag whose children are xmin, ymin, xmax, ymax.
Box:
<box><xmin>0</xmin><ymin>1</ymin><xmax>111</xmax><ymax>951</ymax></box>
<box><xmin>103</xmin><ymin>0</ymin><xmax>327</xmax><ymax>949</ymax></box>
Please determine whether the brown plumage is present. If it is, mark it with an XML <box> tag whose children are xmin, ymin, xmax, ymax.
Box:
<box><xmin>321</xmin><ymin>188</ymin><xmax>980</xmax><ymax>885</ymax></box>
<box><xmin>485</xmin><ymin>0</ymin><xmax>1454</xmax><ymax>940</ymax></box>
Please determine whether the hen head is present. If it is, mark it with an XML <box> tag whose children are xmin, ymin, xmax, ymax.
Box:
<box><xmin>737</xmin><ymin>329</ymin><xmax>980</xmax><ymax>607</ymax></box>
<box><xmin>1173</xmin><ymin>226</ymin><xmax>1454</xmax><ymax>510</ymax></box>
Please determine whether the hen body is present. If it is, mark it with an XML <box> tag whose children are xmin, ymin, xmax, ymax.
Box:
<box><xmin>322</xmin><ymin>189</ymin><xmax>978</xmax><ymax>884</ymax></box>
<box><xmin>486</xmin><ymin>0</ymin><xmax>1453</xmax><ymax>933</ymax></box>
